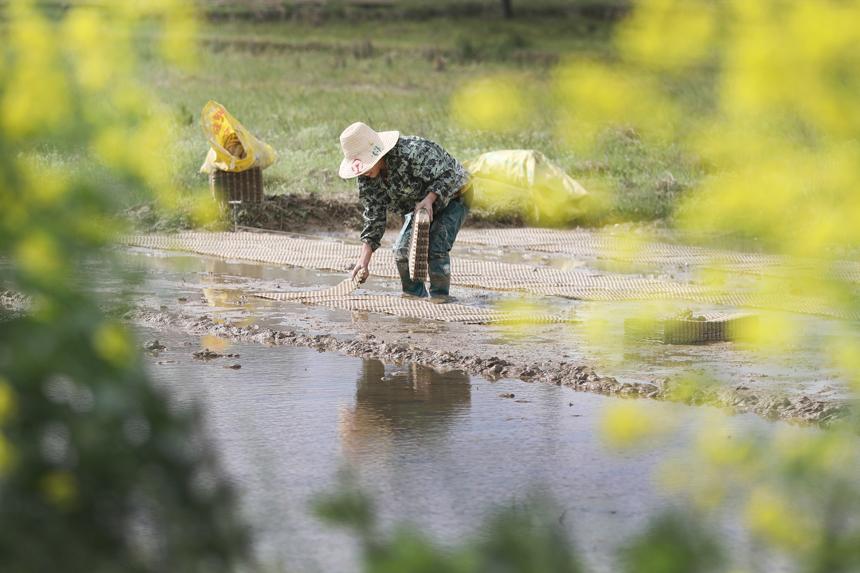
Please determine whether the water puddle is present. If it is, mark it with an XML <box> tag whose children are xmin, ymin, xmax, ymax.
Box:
<box><xmin>139</xmin><ymin>326</ymin><xmax>798</xmax><ymax>572</ymax></box>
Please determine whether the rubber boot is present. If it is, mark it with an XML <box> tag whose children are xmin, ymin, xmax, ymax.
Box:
<box><xmin>428</xmin><ymin>256</ymin><xmax>451</xmax><ymax>300</ymax></box>
<box><xmin>396</xmin><ymin>259</ymin><xmax>428</xmax><ymax>297</ymax></box>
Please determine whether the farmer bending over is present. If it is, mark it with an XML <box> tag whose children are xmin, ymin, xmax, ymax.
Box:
<box><xmin>338</xmin><ymin>122</ymin><xmax>470</xmax><ymax>300</ymax></box>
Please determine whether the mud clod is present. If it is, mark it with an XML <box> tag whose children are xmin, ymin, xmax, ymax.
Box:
<box><xmin>144</xmin><ymin>339</ymin><xmax>167</xmax><ymax>352</ymax></box>
<box><xmin>1</xmin><ymin>290</ymin><xmax>31</xmax><ymax>313</ymax></box>
<box><xmin>193</xmin><ymin>348</ymin><xmax>223</xmax><ymax>360</ymax></box>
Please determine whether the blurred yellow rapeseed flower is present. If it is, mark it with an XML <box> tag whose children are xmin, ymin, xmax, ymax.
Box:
<box><xmin>451</xmin><ymin>75</ymin><xmax>528</xmax><ymax>132</ymax></box>
<box><xmin>2</xmin><ymin>5</ymin><xmax>70</xmax><ymax>137</ymax></box>
<box><xmin>828</xmin><ymin>335</ymin><xmax>860</xmax><ymax>391</ymax></box>
<box><xmin>616</xmin><ymin>0</ymin><xmax>717</xmax><ymax>71</ymax></box>
<box><xmin>92</xmin><ymin>321</ymin><xmax>134</xmax><ymax>368</ymax></box>
<box><xmin>773</xmin><ymin>427</ymin><xmax>856</xmax><ymax>475</ymax></box>
<box><xmin>25</xmin><ymin>166</ymin><xmax>69</xmax><ymax>205</ymax></box>
<box><xmin>600</xmin><ymin>401</ymin><xmax>668</xmax><ymax>450</ymax></box>
<box><xmin>0</xmin><ymin>378</ymin><xmax>15</xmax><ymax>423</ymax></box>
<box><xmin>554</xmin><ymin>61</ymin><xmax>678</xmax><ymax>150</ymax></box>
<box><xmin>190</xmin><ymin>192</ymin><xmax>223</xmax><ymax>227</ymax></box>
<box><xmin>493</xmin><ymin>298</ymin><xmax>558</xmax><ymax>338</ymax></box>
<box><xmin>695</xmin><ymin>419</ymin><xmax>757</xmax><ymax>470</ymax></box>
<box><xmin>733</xmin><ymin>311</ymin><xmax>797</xmax><ymax>352</ymax></box>
<box><xmin>15</xmin><ymin>232</ymin><xmax>63</xmax><ymax>278</ymax></box>
<box><xmin>63</xmin><ymin>8</ymin><xmax>124</xmax><ymax>93</ymax></box>
<box><xmin>745</xmin><ymin>487</ymin><xmax>812</xmax><ymax>552</ymax></box>
<box><xmin>160</xmin><ymin>14</ymin><xmax>199</xmax><ymax>69</ymax></box>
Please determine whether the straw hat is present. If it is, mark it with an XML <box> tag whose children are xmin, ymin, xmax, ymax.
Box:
<box><xmin>338</xmin><ymin>122</ymin><xmax>399</xmax><ymax>179</ymax></box>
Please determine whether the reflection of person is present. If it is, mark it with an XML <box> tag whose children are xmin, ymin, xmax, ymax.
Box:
<box><xmin>337</xmin><ymin>122</ymin><xmax>471</xmax><ymax>300</ymax></box>
<box><xmin>339</xmin><ymin>360</ymin><xmax>471</xmax><ymax>456</ymax></box>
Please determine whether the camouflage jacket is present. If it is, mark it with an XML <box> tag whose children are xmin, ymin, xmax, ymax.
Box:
<box><xmin>357</xmin><ymin>135</ymin><xmax>469</xmax><ymax>251</ymax></box>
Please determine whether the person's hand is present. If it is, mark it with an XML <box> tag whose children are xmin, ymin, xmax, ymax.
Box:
<box><xmin>351</xmin><ymin>261</ymin><xmax>370</xmax><ymax>284</ymax></box>
<box><xmin>351</xmin><ymin>243</ymin><xmax>373</xmax><ymax>284</ymax></box>
<box><xmin>414</xmin><ymin>192</ymin><xmax>437</xmax><ymax>223</ymax></box>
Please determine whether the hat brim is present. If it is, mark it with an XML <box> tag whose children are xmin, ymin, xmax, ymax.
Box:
<box><xmin>338</xmin><ymin>130</ymin><xmax>400</xmax><ymax>179</ymax></box>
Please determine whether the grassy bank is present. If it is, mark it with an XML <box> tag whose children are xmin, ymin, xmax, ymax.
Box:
<box><xmin>13</xmin><ymin>6</ymin><xmax>700</xmax><ymax>227</ymax></box>
<box><xmin>144</xmin><ymin>14</ymin><xmax>702</xmax><ymax>225</ymax></box>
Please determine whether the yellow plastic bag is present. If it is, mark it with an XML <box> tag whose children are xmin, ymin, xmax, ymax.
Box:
<box><xmin>463</xmin><ymin>150</ymin><xmax>588</xmax><ymax>225</ymax></box>
<box><xmin>199</xmin><ymin>101</ymin><xmax>277</xmax><ymax>174</ymax></box>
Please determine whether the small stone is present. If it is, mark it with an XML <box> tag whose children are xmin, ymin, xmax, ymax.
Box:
<box><xmin>144</xmin><ymin>340</ymin><xmax>166</xmax><ymax>352</ymax></box>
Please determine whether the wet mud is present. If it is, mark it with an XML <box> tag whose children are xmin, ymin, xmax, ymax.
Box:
<box><xmin>127</xmin><ymin>305</ymin><xmax>850</xmax><ymax>427</ymax></box>
<box><xmin>125</xmin><ymin>194</ymin><xmax>523</xmax><ymax>235</ymax></box>
<box><xmin>0</xmin><ymin>290</ymin><xmax>30</xmax><ymax>313</ymax></box>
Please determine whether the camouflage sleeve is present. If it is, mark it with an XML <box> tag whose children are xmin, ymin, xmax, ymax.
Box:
<box><xmin>410</xmin><ymin>140</ymin><xmax>469</xmax><ymax>209</ymax></box>
<box><xmin>358</xmin><ymin>179</ymin><xmax>389</xmax><ymax>251</ymax></box>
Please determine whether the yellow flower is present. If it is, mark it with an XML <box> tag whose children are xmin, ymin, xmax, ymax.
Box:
<box><xmin>616</xmin><ymin>0</ymin><xmax>717</xmax><ymax>71</ymax></box>
<box><xmin>160</xmin><ymin>14</ymin><xmax>199</xmax><ymax>69</ymax></box>
<box><xmin>451</xmin><ymin>75</ymin><xmax>528</xmax><ymax>132</ymax></box>
<box><xmin>63</xmin><ymin>8</ymin><xmax>115</xmax><ymax>92</ymax></box>
<box><xmin>0</xmin><ymin>378</ymin><xmax>15</xmax><ymax>423</ymax></box>
<box><xmin>15</xmin><ymin>232</ymin><xmax>63</xmax><ymax>279</ymax></box>
<box><xmin>695</xmin><ymin>421</ymin><xmax>756</xmax><ymax>469</ymax></box>
<box><xmin>600</xmin><ymin>401</ymin><xmax>667</xmax><ymax>450</ymax></box>
<box><xmin>745</xmin><ymin>487</ymin><xmax>812</xmax><ymax>551</ymax></box>
<box><xmin>190</xmin><ymin>192</ymin><xmax>222</xmax><ymax>227</ymax></box>
<box><xmin>92</xmin><ymin>322</ymin><xmax>134</xmax><ymax>367</ymax></box>
<box><xmin>2</xmin><ymin>5</ymin><xmax>71</xmax><ymax>137</ymax></box>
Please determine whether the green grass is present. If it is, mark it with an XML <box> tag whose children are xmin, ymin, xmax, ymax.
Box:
<box><xmin>199</xmin><ymin>0</ymin><xmax>629</xmax><ymax>21</ymax></box>
<box><xmin>138</xmin><ymin>14</ymin><xmax>702</xmax><ymax>225</ymax></box>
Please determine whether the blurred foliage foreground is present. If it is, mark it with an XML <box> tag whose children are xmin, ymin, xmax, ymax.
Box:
<box><xmin>451</xmin><ymin>0</ymin><xmax>860</xmax><ymax>571</ymax></box>
<box><xmin>2</xmin><ymin>1</ymin><xmax>860</xmax><ymax>573</ymax></box>
<box><xmin>0</xmin><ymin>1</ymin><xmax>246</xmax><ymax>572</ymax></box>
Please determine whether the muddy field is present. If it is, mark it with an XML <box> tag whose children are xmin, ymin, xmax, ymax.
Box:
<box><xmin>7</xmin><ymin>218</ymin><xmax>853</xmax><ymax>427</ymax></box>
<box><xmin>119</xmin><ymin>236</ymin><xmax>853</xmax><ymax>427</ymax></box>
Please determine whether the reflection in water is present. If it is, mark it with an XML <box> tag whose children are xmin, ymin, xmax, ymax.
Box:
<box><xmin>206</xmin><ymin>257</ymin><xmax>267</xmax><ymax>280</ymax></box>
<box><xmin>339</xmin><ymin>360</ymin><xmax>471</xmax><ymax>457</ymax></box>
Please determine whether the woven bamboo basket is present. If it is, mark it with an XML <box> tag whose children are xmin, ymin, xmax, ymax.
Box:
<box><xmin>209</xmin><ymin>167</ymin><xmax>264</xmax><ymax>203</ymax></box>
<box><xmin>625</xmin><ymin>313</ymin><xmax>757</xmax><ymax>345</ymax></box>
<box><xmin>409</xmin><ymin>208</ymin><xmax>431</xmax><ymax>282</ymax></box>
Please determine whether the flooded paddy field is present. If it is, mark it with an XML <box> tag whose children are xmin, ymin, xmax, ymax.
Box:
<box><xmin>123</xmin><ymin>247</ymin><xmax>854</xmax><ymax>425</ymax></box>
<box><xmin>139</xmin><ymin>326</ymin><xmax>791</xmax><ymax>573</ymax></box>
<box><xmin>87</xmin><ymin>237</ymin><xmax>858</xmax><ymax>572</ymax></box>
